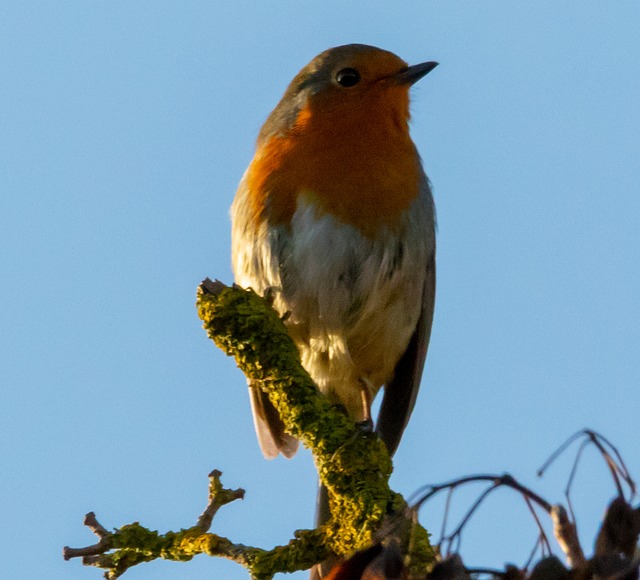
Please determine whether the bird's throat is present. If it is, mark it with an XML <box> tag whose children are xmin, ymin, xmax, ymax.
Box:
<box><xmin>247</xmin><ymin>102</ymin><xmax>422</xmax><ymax>238</ymax></box>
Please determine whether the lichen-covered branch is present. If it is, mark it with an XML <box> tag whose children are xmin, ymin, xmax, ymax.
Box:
<box><xmin>63</xmin><ymin>470</ymin><xmax>327</xmax><ymax>579</ymax></box>
<box><xmin>64</xmin><ymin>280</ymin><xmax>433</xmax><ymax>579</ymax></box>
<box><xmin>197</xmin><ymin>280</ymin><xmax>402</xmax><ymax>551</ymax></box>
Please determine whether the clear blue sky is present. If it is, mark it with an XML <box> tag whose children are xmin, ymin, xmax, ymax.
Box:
<box><xmin>1</xmin><ymin>2</ymin><xmax>639</xmax><ymax>579</ymax></box>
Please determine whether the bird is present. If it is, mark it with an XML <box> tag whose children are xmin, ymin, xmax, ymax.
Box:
<box><xmin>231</xmin><ymin>42</ymin><xmax>436</xmax><ymax>482</ymax></box>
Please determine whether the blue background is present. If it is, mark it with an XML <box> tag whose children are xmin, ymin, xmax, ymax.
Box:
<box><xmin>1</xmin><ymin>2</ymin><xmax>639</xmax><ymax>578</ymax></box>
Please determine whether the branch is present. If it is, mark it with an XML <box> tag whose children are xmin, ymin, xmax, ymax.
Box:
<box><xmin>197</xmin><ymin>279</ymin><xmax>433</xmax><ymax>565</ymax></box>
<box><xmin>197</xmin><ymin>469</ymin><xmax>245</xmax><ymax>531</ymax></box>
<box><xmin>63</xmin><ymin>512</ymin><xmax>113</xmax><ymax>561</ymax></box>
<box><xmin>63</xmin><ymin>470</ymin><xmax>325</xmax><ymax>579</ymax></box>
<box><xmin>64</xmin><ymin>280</ymin><xmax>434</xmax><ymax>578</ymax></box>
<box><xmin>550</xmin><ymin>505</ymin><xmax>585</xmax><ymax>568</ymax></box>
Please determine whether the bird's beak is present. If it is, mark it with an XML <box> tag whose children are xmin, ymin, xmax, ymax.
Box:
<box><xmin>395</xmin><ymin>61</ymin><xmax>439</xmax><ymax>86</ymax></box>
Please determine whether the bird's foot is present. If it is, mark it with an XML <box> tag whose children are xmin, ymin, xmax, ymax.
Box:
<box><xmin>355</xmin><ymin>418</ymin><xmax>374</xmax><ymax>433</ymax></box>
<box><xmin>263</xmin><ymin>285</ymin><xmax>280</xmax><ymax>306</ymax></box>
<box><xmin>280</xmin><ymin>310</ymin><xmax>292</xmax><ymax>322</ymax></box>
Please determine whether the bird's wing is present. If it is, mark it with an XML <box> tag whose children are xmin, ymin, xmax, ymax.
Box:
<box><xmin>249</xmin><ymin>381</ymin><xmax>299</xmax><ymax>459</ymax></box>
<box><xmin>375</xmin><ymin>250</ymin><xmax>435</xmax><ymax>456</ymax></box>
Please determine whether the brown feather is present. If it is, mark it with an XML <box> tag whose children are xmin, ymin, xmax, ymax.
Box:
<box><xmin>249</xmin><ymin>382</ymin><xmax>298</xmax><ymax>459</ymax></box>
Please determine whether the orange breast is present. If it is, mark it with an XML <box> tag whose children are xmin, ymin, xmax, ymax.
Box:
<box><xmin>246</xmin><ymin>90</ymin><xmax>422</xmax><ymax>238</ymax></box>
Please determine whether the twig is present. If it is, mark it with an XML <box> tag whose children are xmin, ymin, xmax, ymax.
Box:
<box><xmin>63</xmin><ymin>512</ymin><xmax>113</xmax><ymax>561</ymax></box>
<box><xmin>411</xmin><ymin>473</ymin><xmax>553</xmax><ymax>514</ymax></box>
<box><xmin>538</xmin><ymin>429</ymin><xmax>636</xmax><ymax>503</ymax></box>
<box><xmin>521</xmin><ymin>495</ymin><xmax>552</xmax><ymax>571</ymax></box>
<box><xmin>196</xmin><ymin>469</ymin><xmax>245</xmax><ymax>532</ymax></box>
<box><xmin>63</xmin><ymin>470</ymin><xmax>254</xmax><ymax>579</ymax></box>
<box><xmin>550</xmin><ymin>504</ymin><xmax>585</xmax><ymax>568</ymax></box>
<box><xmin>441</xmin><ymin>482</ymin><xmax>500</xmax><ymax>556</ymax></box>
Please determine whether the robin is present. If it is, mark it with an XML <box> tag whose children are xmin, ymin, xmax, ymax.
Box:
<box><xmin>231</xmin><ymin>41</ymin><xmax>436</xmax><ymax>510</ymax></box>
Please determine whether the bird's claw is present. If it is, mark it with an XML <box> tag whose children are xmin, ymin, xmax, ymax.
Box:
<box><xmin>263</xmin><ymin>286</ymin><xmax>278</xmax><ymax>306</ymax></box>
<box><xmin>355</xmin><ymin>419</ymin><xmax>374</xmax><ymax>433</ymax></box>
<box><xmin>280</xmin><ymin>310</ymin><xmax>292</xmax><ymax>322</ymax></box>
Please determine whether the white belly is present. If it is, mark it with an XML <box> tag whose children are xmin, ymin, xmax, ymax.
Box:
<box><xmin>232</xmin><ymin>191</ymin><xmax>433</xmax><ymax>419</ymax></box>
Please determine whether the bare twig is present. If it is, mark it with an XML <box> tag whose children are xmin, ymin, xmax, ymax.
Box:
<box><xmin>537</xmin><ymin>428</ymin><xmax>638</xmax><ymax>561</ymax></box>
<box><xmin>538</xmin><ymin>429</ymin><xmax>636</xmax><ymax>503</ymax></box>
<box><xmin>411</xmin><ymin>474</ymin><xmax>553</xmax><ymax>514</ymax></box>
<box><xmin>521</xmin><ymin>495</ymin><xmax>552</xmax><ymax>571</ymax></box>
<box><xmin>550</xmin><ymin>504</ymin><xmax>585</xmax><ymax>568</ymax></box>
<box><xmin>196</xmin><ymin>469</ymin><xmax>245</xmax><ymax>532</ymax></box>
<box><xmin>63</xmin><ymin>470</ymin><xmax>256</xmax><ymax>579</ymax></box>
<box><xmin>537</xmin><ymin>430</ymin><xmax>584</xmax><ymax>478</ymax></box>
<box><xmin>441</xmin><ymin>482</ymin><xmax>500</xmax><ymax>556</ymax></box>
<box><xmin>63</xmin><ymin>512</ymin><xmax>113</xmax><ymax>561</ymax></box>
<box><xmin>411</xmin><ymin>474</ymin><xmax>557</xmax><ymax>572</ymax></box>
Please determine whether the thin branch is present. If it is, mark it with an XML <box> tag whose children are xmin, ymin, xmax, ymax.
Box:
<box><xmin>537</xmin><ymin>431</ymin><xmax>584</xmax><ymax>477</ymax></box>
<box><xmin>564</xmin><ymin>437</ymin><xmax>589</xmax><ymax>524</ymax></box>
<box><xmin>441</xmin><ymin>482</ymin><xmax>500</xmax><ymax>556</ymax></box>
<box><xmin>522</xmin><ymin>535</ymin><xmax>544</xmax><ymax>573</ymax></box>
<box><xmin>63</xmin><ymin>513</ymin><xmax>113</xmax><ymax>561</ymax></box>
<box><xmin>62</xmin><ymin>470</ymin><xmax>285</xmax><ymax>579</ymax></box>
<box><xmin>439</xmin><ymin>485</ymin><xmax>455</xmax><ymax>546</ymax></box>
<box><xmin>538</xmin><ymin>429</ymin><xmax>636</xmax><ymax>503</ymax></box>
<box><xmin>196</xmin><ymin>469</ymin><xmax>245</xmax><ymax>532</ymax></box>
<box><xmin>550</xmin><ymin>504</ymin><xmax>585</xmax><ymax>568</ymax></box>
<box><xmin>594</xmin><ymin>431</ymin><xmax>636</xmax><ymax>499</ymax></box>
<box><xmin>411</xmin><ymin>474</ymin><xmax>553</xmax><ymax>514</ymax></box>
<box><xmin>585</xmin><ymin>430</ymin><xmax>635</xmax><ymax>500</ymax></box>
<box><xmin>521</xmin><ymin>495</ymin><xmax>552</xmax><ymax>571</ymax></box>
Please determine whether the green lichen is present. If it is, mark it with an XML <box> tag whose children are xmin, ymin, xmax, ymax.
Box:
<box><xmin>249</xmin><ymin>529</ymin><xmax>327</xmax><ymax>579</ymax></box>
<box><xmin>406</xmin><ymin>519</ymin><xmax>435</xmax><ymax>575</ymax></box>
<box><xmin>96</xmin><ymin>520</ymin><xmax>326</xmax><ymax>579</ymax></box>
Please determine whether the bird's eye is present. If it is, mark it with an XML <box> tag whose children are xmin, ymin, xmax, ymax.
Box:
<box><xmin>335</xmin><ymin>68</ymin><xmax>360</xmax><ymax>88</ymax></box>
